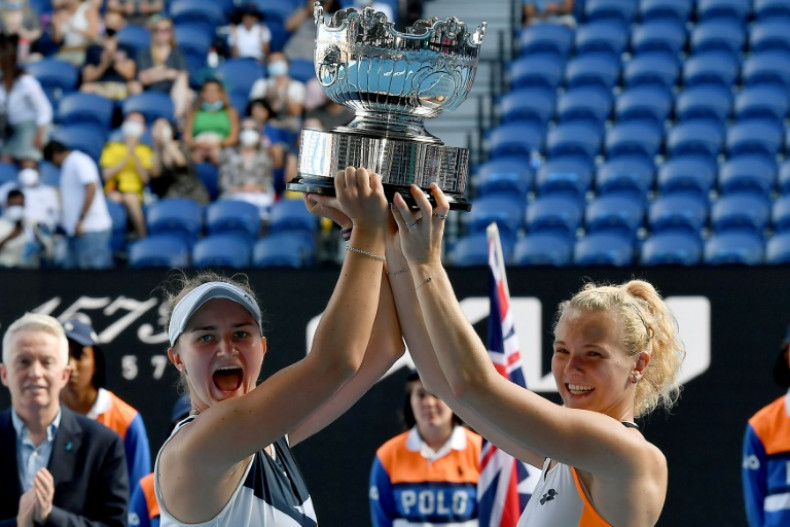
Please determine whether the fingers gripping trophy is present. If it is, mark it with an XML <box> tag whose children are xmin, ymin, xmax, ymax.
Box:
<box><xmin>288</xmin><ymin>3</ymin><xmax>487</xmax><ymax>211</ymax></box>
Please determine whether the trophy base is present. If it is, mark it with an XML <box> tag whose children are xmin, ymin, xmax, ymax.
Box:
<box><xmin>289</xmin><ymin>130</ymin><xmax>472</xmax><ymax>212</ymax></box>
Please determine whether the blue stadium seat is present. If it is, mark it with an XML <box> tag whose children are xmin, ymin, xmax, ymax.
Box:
<box><xmin>145</xmin><ymin>198</ymin><xmax>203</xmax><ymax>246</ymax></box>
<box><xmin>682</xmin><ymin>51</ymin><xmax>739</xmax><ymax>88</ymax></box>
<box><xmin>499</xmin><ymin>87</ymin><xmax>556</xmax><ymax>128</ymax></box>
<box><xmin>605</xmin><ymin>121</ymin><xmax>663</xmax><ymax>161</ymax></box>
<box><xmin>268</xmin><ymin>198</ymin><xmax>318</xmax><ymax>236</ymax></box>
<box><xmin>614</xmin><ymin>85</ymin><xmax>673</xmax><ymax>126</ymax></box>
<box><xmin>639</xmin><ymin>0</ymin><xmax>693</xmax><ymax>25</ymax></box>
<box><xmin>690</xmin><ymin>19</ymin><xmax>746</xmax><ymax>57</ymax></box>
<box><xmin>711</xmin><ymin>193</ymin><xmax>771</xmax><ymax>234</ymax></box>
<box><xmin>39</xmin><ymin>161</ymin><xmax>60</xmax><ymax>187</ymax></box>
<box><xmin>595</xmin><ymin>156</ymin><xmax>654</xmax><ymax>198</ymax></box>
<box><xmin>766</xmin><ymin>232</ymin><xmax>790</xmax><ymax>264</ymax></box>
<box><xmin>779</xmin><ymin>160</ymin><xmax>790</xmax><ymax>194</ymax></box>
<box><xmin>512</xmin><ymin>232</ymin><xmax>574</xmax><ymax>266</ymax></box>
<box><xmin>57</xmin><ymin>92</ymin><xmax>114</xmax><ymax>131</ymax></box>
<box><xmin>734</xmin><ymin>85</ymin><xmax>788</xmax><ymax>127</ymax></box>
<box><xmin>573</xmin><ymin>232</ymin><xmax>634</xmax><ymax>266</ymax></box>
<box><xmin>175</xmin><ymin>24</ymin><xmax>210</xmax><ymax>79</ymax></box>
<box><xmin>718</xmin><ymin>155</ymin><xmax>777</xmax><ymax>197</ymax></box>
<box><xmin>116</xmin><ymin>25</ymin><xmax>151</xmax><ymax>61</ymax></box>
<box><xmin>128</xmin><ymin>235</ymin><xmax>190</xmax><ymax>268</ymax></box>
<box><xmin>448</xmin><ymin>232</ymin><xmax>514</xmax><ymax>267</ymax></box>
<box><xmin>772</xmin><ymin>195</ymin><xmax>790</xmax><ymax>232</ymax></box>
<box><xmin>192</xmin><ymin>234</ymin><xmax>252</xmax><ymax>268</ymax></box>
<box><xmin>266</xmin><ymin>19</ymin><xmax>289</xmax><ymax>53</ymax></box>
<box><xmin>488</xmin><ymin>122</ymin><xmax>544</xmax><ymax>160</ymax></box>
<box><xmin>574</xmin><ymin>20</ymin><xmax>628</xmax><ymax>57</ymax></box>
<box><xmin>194</xmin><ymin>162</ymin><xmax>219</xmax><ymax>201</ymax></box>
<box><xmin>228</xmin><ymin>91</ymin><xmax>249</xmax><ymax>116</ymax></box>
<box><xmin>473</xmin><ymin>159</ymin><xmax>533</xmax><ymax>199</ymax></box>
<box><xmin>205</xmin><ymin>199</ymin><xmax>262</xmax><ymax>243</ymax></box>
<box><xmin>253</xmin><ymin>233</ymin><xmax>314</xmax><ymax>268</ymax></box>
<box><xmin>545</xmin><ymin>122</ymin><xmax>602</xmax><ymax>162</ymax></box>
<box><xmin>704</xmin><ymin>232</ymin><xmax>764</xmax><ymax>265</ymax></box>
<box><xmin>665</xmin><ymin>120</ymin><xmax>723</xmax><ymax>163</ymax></box>
<box><xmin>742</xmin><ymin>50</ymin><xmax>790</xmax><ymax>90</ymax></box>
<box><xmin>648</xmin><ymin>194</ymin><xmax>708</xmax><ymax>234</ymax></box>
<box><xmin>657</xmin><ymin>156</ymin><xmax>717</xmax><ymax>198</ymax></box>
<box><xmin>726</xmin><ymin>119</ymin><xmax>783</xmax><ymax>159</ymax></box>
<box><xmin>585</xmin><ymin>0</ymin><xmax>637</xmax><ymax>27</ymax></box>
<box><xmin>519</xmin><ymin>23</ymin><xmax>575</xmax><ymax>57</ymax></box>
<box><xmin>750</xmin><ymin>20</ymin><xmax>790</xmax><ymax>54</ymax></box>
<box><xmin>289</xmin><ymin>58</ymin><xmax>315</xmax><ymax>84</ymax></box>
<box><xmin>564</xmin><ymin>52</ymin><xmax>620</xmax><ymax>90</ymax></box>
<box><xmin>50</xmin><ymin>124</ymin><xmax>107</xmax><ymax>162</ymax></box>
<box><xmin>509</xmin><ymin>53</ymin><xmax>565</xmax><ymax>91</ymax></box>
<box><xmin>0</xmin><ymin>162</ymin><xmax>17</xmax><ymax>186</ymax></box>
<box><xmin>25</xmin><ymin>59</ymin><xmax>79</xmax><ymax>106</ymax></box>
<box><xmin>106</xmin><ymin>199</ymin><xmax>128</xmax><ymax>253</ymax></box>
<box><xmin>754</xmin><ymin>0</ymin><xmax>790</xmax><ymax>21</ymax></box>
<box><xmin>214</xmin><ymin>58</ymin><xmax>265</xmax><ymax>98</ymax></box>
<box><xmin>555</xmin><ymin>85</ymin><xmax>612</xmax><ymax>129</ymax></box>
<box><xmin>526</xmin><ymin>195</ymin><xmax>583</xmax><ymax>240</ymax></box>
<box><xmin>122</xmin><ymin>92</ymin><xmax>175</xmax><ymax>124</ymax></box>
<box><xmin>674</xmin><ymin>85</ymin><xmax>732</xmax><ymax>127</ymax></box>
<box><xmin>466</xmin><ymin>195</ymin><xmax>525</xmax><ymax>238</ymax></box>
<box><xmin>630</xmin><ymin>20</ymin><xmax>686</xmax><ymax>57</ymax></box>
<box><xmin>254</xmin><ymin>0</ymin><xmax>296</xmax><ymax>24</ymax></box>
<box><xmin>623</xmin><ymin>52</ymin><xmax>679</xmax><ymax>92</ymax></box>
<box><xmin>640</xmin><ymin>231</ymin><xmax>703</xmax><ymax>266</ymax></box>
<box><xmin>585</xmin><ymin>195</ymin><xmax>645</xmax><ymax>238</ymax></box>
<box><xmin>535</xmin><ymin>157</ymin><xmax>594</xmax><ymax>200</ymax></box>
<box><xmin>697</xmin><ymin>0</ymin><xmax>751</xmax><ymax>24</ymax></box>
<box><xmin>170</xmin><ymin>0</ymin><xmax>226</xmax><ymax>35</ymax></box>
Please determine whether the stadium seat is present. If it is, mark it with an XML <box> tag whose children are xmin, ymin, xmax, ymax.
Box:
<box><xmin>682</xmin><ymin>51</ymin><xmax>740</xmax><ymax>89</ymax></box>
<box><xmin>116</xmin><ymin>25</ymin><xmax>151</xmax><ymax>61</ymax></box>
<box><xmin>726</xmin><ymin>119</ymin><xmax>783</xmax><ymax>159</ymax></box>
<box><xmin>175</xmin><ymin>24</ymin><xmax>211</xmax><ymax>79</ymax></box>
<box><xmin>710</xmin><ymin>193</ymin><xmax>771</xmax><ymax>234</ymax></box>
<box><xmin>253</xmin><ymin>233</ymin><xmax>314</xmax><ymax>268</ymax></box>
<box><xmin>448</xmin><ymin>232</ymin><xmax>514</xmax><ymax>267</ymax></box>
<box><xmin>614</xmin><ymin>85</ymin><xmax>673</xmax><ymax>126</ymax></box>
<box><xmin>194</xmin><ymin>162</ymin><xmax>219</xmax><ymax>201</ymax></box>
<box><xmin>39</xmin><ymin>161</ymin><xmax>60</xmax><ymax>187</ymax></box>
<box><xmin>766</xmin><ymin>232</ymin><xmax>790</xmax><ymax>264</ymax></box>
<box><xmin>674</xmin><ymin>85</ymin><xmax>732</xmax><ymax>127</ymax></box>
<box><xmin>640</xmin><ymin>231</ymin><xmax>703</xmax><ymax>266</ymax></box>
<box><xmin>718</xmin><ymin>155</ymin><xmax>777</xmax><ymax>197</ymax></box>
<box><xmin>25</xmin><ymin>59</ymin><xmax>79</xmax><ymax>105</ymax></box>
<box><xmin>585</xmin><ymin>0</ymin><xmax>637</xmax><ymax>27</ymax></box>
<box><xmin>639</xmin><ymin>0</ymin><xmax>693</xmax><ymax>26</ymax></box>
<box><xmin>697</xmin><ymin>0</ymin><xmax>751</xmax><ymax>24</ymax></box>
<box><xmin>564</xmin><ymin>52</ymin><xmax>620</xmax><ymax>90</ymax></box>
<box><xmin>487</xmin><ymin>122</ymin><xmax>544</xmax><ymax>160</ymax></box>
<box><xmin>704</xmin><ymin>232</ymin><xmax>764</xmax><ymax>265</ymax></box>
<box><xmin>657</xmin><ymin>156</ymin><xmax>717</xmax><ymax>198</ymax></box>
<box><xmin>585</xmin><ymin>195</ymin><xmax>645</xmax><ymax>238</ymax></box>
<box><xmin>170</xmin><ymin>0</ymin><xmax>226</xmax><ymax>35</ymax></box>
<box><xmin>512</xmin><ymin>232</ymin><xmax>574</xmax><ymax>266</ymax></box>
<box><xmin>535</xmin><ymin>157</ymin><xmax>594</xmax><ymax>199</ymax></box>
<box><xmin>473</xmin><ymin>159</ymin><xmax>533</xmax><ymax>199</ymax></box>
<box><xmin>734</xmin><ymin>85</ymin><xmax>788</xmax><ymax>127</ymax></box>
<box><xmin>648</xmin><ymin>194</ymin><xmax>708</xmax><ymax>234</ymax></box>
<box><xmin>630</xmin><ymin>20</ymin><xmax>687</xmax><ymax>57</ymax></box>
<box><xmin>122</xmin><ymin>92</ymin><xmax>175</xmax><ymax>124</ymax></box>
<box><xmin>573</xmin><ymin>232</ymin><xmax>634</xmax><ymax>266</ymax></box>
<box><xmin>519</xmin><ymin>23</ymin><xmax>575</xmax><ymax>57</ymax></box>
<box><xmin>750</xmin><ymin>20</ymin><xmax>790</xmax><ymax>54</ymax></box>
<box><xmin>50</xmin><ymin>124</ymin><xmax>107</xmax><ymax>162</ymax></box>
<box><xmin>204</xmin><ymin>199</ymin><xmax>262</xmax><ymax>243</ymax></box>
<box><xmin>509</xmin><ymin>53</ymin><xmax>565</xmax><ymax>91</ymax></box>
<box><xmin>0</xmin><ymin>162</ymin><xmax>16</xmax><ymax>186</ymax></box>
<box><xmin>289</xmin><ymin>58</ymin><xmax>316</xmax><ymax>84</ymax></box>
<box><xmin>214</xmin><ymin>58</ymin><xmax>265</xmax><ymax>98</ymax></box>
<box><xmin>555</xmin><ymin>85</ymin><xmax>612</xmax><ymax>129</ymax></box>
<box><xmin>605</xmin><ymin>121</ymin><xmax>663</xmax><ymax>161</ymax></box>
<box><xmin>778</xmin><ymin>160</ymin><xmax>790</xmax><ymax>194</ymax></box>
<box><xmin>772</xmin><ymin>195</ymin><xmax>790</xmax><ymax>232</ymax></box>
<box><xmin>754</xmin><ymin>0</ymin><xmax>790</xmax><ymax>21</ymax></box>
<box><xmin>498</xmin><ymin>87</ymin><xmax>556</xmax><ymax>128</ymax></box>
<box><xmin>106</xmin><ymin>199</ymin><xmax>128</xmax><ymax>254</ymax></box>
<box><xmin>690</xmin><ymin>19</ymin><xmax>746</xmax><ymax>57</ymax></box>
<box><xmin>574</xmin><ymin>20</ymin><xmax>629</xmax><ymax>57</ymax></box>
<box><xmin>145</xmin><ymin>198</ymin><xmax>203</xmax><ymax>246</ymax></box>
<box><xmin>57</xmin><ymin>92</ymin><xmax>114</xmax><ymax>131</ymax></box>
<box><xmin>622</xmin><ymin>52</ymin><xmax>679</xmax><ymax>92</ymax></box>
<box><xmin>595</xmin><ymin>156</ymin><xmax>654</xmax><ymax>198</ymax></box>
<box><xmin>665</xmin><ymin>120</ymin><xmax>723</xmax><ymax>163</ymax></box>
<box><xmin>254</xmin><ymin>0</ymin><xmax>295</xmax><ymax>24</ymax></box>
<box><xmin>466</xmin><ymin>195</ymin><xmax>525</xmax><ymax>238</ymax></box>
<box><xmin>192</xmin><ymin>234</ymin><xmax>252</xmax><ymax>268</ymax></box>
<box><xmin>526</xmin><ymin>195</ymin><xmax>583</xmax><ymax>240</ymax></box>
<box><xmin>545</xmin><ymin>122</ymin><xmax>602</xmax><ymax>162</ymax></box>
<box><xmin>128</xmin><ymin>235</ymin><xmax>190</xmax><ymax>268</ymax></box>
<box><xmin>268</xmin><ymin>198</ymin><xmax>318</xmax><ymax>236</ymax></box>
<box><xmin>742</xmin><ymin>51</ymin><xmax>790</xmax><ymax>91</ymax></box>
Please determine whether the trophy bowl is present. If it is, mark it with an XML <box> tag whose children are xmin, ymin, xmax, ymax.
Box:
<box><xmin>287</xmin><ymin>4</ymin><xmax>487</xmax><ymax>211</ymax></box>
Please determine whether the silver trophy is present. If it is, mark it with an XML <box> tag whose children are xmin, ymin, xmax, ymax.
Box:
<box><xmin>287</xmin><ymin>4</ymin><xmax>487</xmax><ymax>211</ymax></box>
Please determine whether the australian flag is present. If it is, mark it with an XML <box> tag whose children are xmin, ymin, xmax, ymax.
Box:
<box><xmin>477</xmin><ymin>224</ymin><xmax>539</xmax><ymax>527</ymax></box>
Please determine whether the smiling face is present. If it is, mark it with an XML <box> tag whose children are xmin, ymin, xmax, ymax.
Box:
<box><xmin>0</xmin><ymin>329</ymin><xmax>71</xmax><ymax>420</ymax></box>
<box><xmin>409</xmin><ymin>379</ymin><xmax>454</xmax><ymax>440</ymax></box>
<box><xmin>552</xmin><ymin>308</ymin><xmax>646</xmax><ymax>420</ymax></box>
<box><xmin>168</xmin><ymin>298</ymin><xmax>266</xmax><ymax>413</ymax></box>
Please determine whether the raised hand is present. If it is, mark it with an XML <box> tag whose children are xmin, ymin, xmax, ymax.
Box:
<box><xmin>32</xmin><ymin>468</ymin><xmax>54</xmax><ymax>523</ymax></box>
<box><xmin>304</xmin><ymin>193</ymin><xmax>352</xmax><ymax>230</ymax></box>
<box><xmin>390</xmin><ymin>183</ymin><xmax>450</xmax><ymax>266</ymax></box>
<box><xmin>333</xmin><ymin>166</ymin><xmax>388</xmax><ymax>231</ymax></box>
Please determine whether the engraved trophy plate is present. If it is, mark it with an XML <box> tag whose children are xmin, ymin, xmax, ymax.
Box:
<box><xmin>287</xmin><ymin>3</ymin><xmax>487</xmax><ymax>211</ymax></box>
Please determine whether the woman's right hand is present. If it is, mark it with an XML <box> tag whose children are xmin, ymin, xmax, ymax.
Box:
<box><xmin>333</xmin><ymin>166</ymin><xmax>388</xmax><ymax>231</ymax></box>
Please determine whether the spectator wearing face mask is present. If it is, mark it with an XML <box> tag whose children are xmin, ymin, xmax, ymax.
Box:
<box><xmin>149</xmin><ymin>118</ymin><xmax>209</xmax><ymax>205</ymax></box>
<box><xmin>218</xmin><ymin>117</ymin><xmax>276</xmax><ymax>220</ymax></box>
<box><xmin>80</xmin><ymin>9</ymin><xmax>137</xmax><ymax>101</ymax></box>
<box><xmin>99</xmin><ymin>111</ymin><xmax>153</xmax><ymax>239</ymax></box>
<box><xmin>183</xmin><ymin>78</ymin><xmax>239</xmax><ymax>164</ymax></box>
<box><xmin>0</xmin><ymin>189</ymin><xmax>28</xmax><ymax>267</ymax></box>
<box><xmin>249</xmin><ymin>52</ymin><xmax>305</xmax><ymax>141</ymax></box>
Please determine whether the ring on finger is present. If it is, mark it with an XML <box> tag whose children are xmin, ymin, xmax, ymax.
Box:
<box><xmin>432</xmin><ymin>211</ymin><xmax>449</xmax><ymax>220</ymax></box>
<box><xmin>407</xmin><ymin>222</ymin><xmax>417</xmax><ymax>230</ymax></box>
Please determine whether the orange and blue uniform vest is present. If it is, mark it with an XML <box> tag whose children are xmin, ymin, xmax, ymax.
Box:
<box><xmin>128</xmin><ymin>473</ymin><xmax>159</xmax><ymax>527</ymax></box>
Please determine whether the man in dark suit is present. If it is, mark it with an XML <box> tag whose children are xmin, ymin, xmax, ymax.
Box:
<box><xmin>0</xmin><ymin>312</ymin><xmax>128</xmax><ymax>526</ymax></box>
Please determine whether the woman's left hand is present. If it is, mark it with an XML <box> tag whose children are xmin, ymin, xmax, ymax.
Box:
<box><xmin>390</xmin><ymin>183</ymin><xmax>450</xmax><ymax>266</ymax></box>
<box><xmin>303</xmin><ymin>193</ymin><xmax>351</xmax><ymax>230</ymax></box>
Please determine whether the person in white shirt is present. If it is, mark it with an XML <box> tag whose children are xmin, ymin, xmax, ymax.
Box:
<box><xmin>43</xmin><ymin>140</ymin><xmax>113</xmax><ymax>269</ymax></box>
<box><xmin>0</xmin><ymin>189</ymin><xmax>29</xmax><ymax>267</ymax></box>
<box><xmin>228</xmin><ymin>4</ymin><xmax>271</xmax><ymax>62</ymax></box>
<box><xmin>249</xmin><ymin>52</ymin><xmax>306</xmax><ymax>136</ymax></box>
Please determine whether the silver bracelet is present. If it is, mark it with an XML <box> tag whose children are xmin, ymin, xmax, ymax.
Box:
<box><xmin>346</xmin><ymin>245</ymin><xmax>386</xmax><ymax>262</ymax></box>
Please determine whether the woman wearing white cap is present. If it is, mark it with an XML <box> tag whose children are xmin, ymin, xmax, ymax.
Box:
<box><xmin>154</xmin><ymin>166</ymin><xmax>401</xmax><ymax>526</ymax></box>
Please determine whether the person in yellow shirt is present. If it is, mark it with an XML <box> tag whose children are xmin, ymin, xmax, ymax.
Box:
<box><xmin>100</xmin><ymin>111</ymin><xmax>153</xmax><ymax>239</ymax></box>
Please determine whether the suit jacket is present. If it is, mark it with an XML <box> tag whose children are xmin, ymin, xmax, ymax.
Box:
<box><xmin>0</xmin><ymin>405</ymin><xmax>129</xmax><ymax>527</ymax></box>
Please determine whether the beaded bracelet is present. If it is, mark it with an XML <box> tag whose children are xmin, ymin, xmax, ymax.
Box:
<box><xmin>346</xmin><ymin>245</ymin><xmax>386</xmax><ymax>262</ymax></box>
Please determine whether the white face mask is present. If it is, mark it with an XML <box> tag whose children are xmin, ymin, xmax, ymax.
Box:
<box><xmin>122</xmin><ymin>120</ymin><xmax>145</xmax><ymax>138</ymax></box>
<box><xmin>239</xmin><ymin>129</ymin><xmax>260</xmax><ymax>147</ymax></box>
<box><xmin>267</xmin><ymin>60</ymin><xmax>288</xmax><ymax>77</ymax></box>
<box><xmin>4</xmin><ymin>205</ymin><xmax>24</xmax><ymax>223</ymax></box>
<box><xmin>18</xmin><ymin>168</ymin><xmax>38</xmax><ymax>187</ymax></box>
